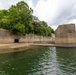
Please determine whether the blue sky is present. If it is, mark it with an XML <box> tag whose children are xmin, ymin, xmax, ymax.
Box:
<box><xmin>0</xmin><ymin>0</ymin><xmax>76</xmax><ymax>30</ymax></box>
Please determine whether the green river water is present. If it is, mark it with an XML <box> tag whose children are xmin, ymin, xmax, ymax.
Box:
<box><xmin>0</xmin><ymin>47</ymin><xmax>76</xmax><ymax>75</ymax></box>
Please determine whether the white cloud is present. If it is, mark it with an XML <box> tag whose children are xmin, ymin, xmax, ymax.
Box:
<box><xmin>0</xmin><ymin>0</ymin><xmax>76</xmax><ymax>29</ymax></box>
<box><xmin>32</xmin><ymin>0</ymin><xmax>76</xmax><ymax>29</ymax></box>
<box><xmin>27</xmin><ymin>0</ymin><xmax>33</xmax><ymax>8</ymax></box>
<box><xmin>67</xmin><ymin>19</ymin><xmax>76</xmax><ymax>24</ymax></box>
<box><xmin>0</xmin><ymin>0</ymin><xmax>21</xmax><ymax>9</ymax></box>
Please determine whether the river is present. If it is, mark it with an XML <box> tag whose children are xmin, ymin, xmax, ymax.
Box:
<box><xmin>0</xmin><ymin>47</ymin><xmax>76</xmax><ymax>75</ymax></box>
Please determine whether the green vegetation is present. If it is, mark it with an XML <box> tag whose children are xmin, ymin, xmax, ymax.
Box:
<box><xmin>0</xmin><ymin>1</ymin><xmax>54</xmax><ymax>36</ymax></box>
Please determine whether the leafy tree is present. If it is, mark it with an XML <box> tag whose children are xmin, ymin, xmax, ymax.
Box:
<box><xmin>0</xmin><ymin>1</ymin><xmax>54</xmax><ymax>37</ymax></box>
<box><xmin>33</xmin><ymin>21</ymin><xmax>54</xmax><ymax>36</ymax></box>
<box><xmin>0</xmin><ymin>10</ymin><xmax>8</xmax><ymax>28</ymax></box>
<box><xmin>1</xmin><ymin>1</ymin><xmax>33</xmax><ymax>35</ymax></box>
<box><xmin>11</xmin><ymin>23</ymin><xmax>25</xmax><ymax>35</ymax></box>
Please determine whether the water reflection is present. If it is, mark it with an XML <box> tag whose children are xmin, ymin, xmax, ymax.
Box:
<box><xmin>56</xmin><ymin>47</ymin><xmax>76</xmax><ymax>75</ymax></box>
<box><xmin>0</xmin><ymin>47</ymin><xmax>76</xmax><ymax>75</ymax></box>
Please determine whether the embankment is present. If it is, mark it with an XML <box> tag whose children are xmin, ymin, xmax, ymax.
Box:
<box><xmin>1</xmin><ymin>43</ymin><xmax>76</xmax><ymax>54</ymax></box>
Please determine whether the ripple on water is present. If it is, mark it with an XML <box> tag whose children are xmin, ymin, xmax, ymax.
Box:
<box><xmin>0</xmin><ymin>47</ymin><xmax>76</xmax><ymax>75</ymax></box>
<box><xmin>0</xmin><ymin>70</ymin><xmax>9</xmax><ymax>75</ymax></box>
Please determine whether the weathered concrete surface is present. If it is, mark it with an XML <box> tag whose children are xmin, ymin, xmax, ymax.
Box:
<box><xmin>31</xmin><ymin>43</ymin><xmax>76</xmax><ymax>47</ymax></box>
<box><xmin>0</xmin><ymin>43</ymin><xmax>30</xmax><ymax>50</ymax></box>
<box><xmin>0</xmin><ymin>29</ymin><xmax>54</xmax><ymax>44</ymax></box>
<box><xmin>0</xmin><ymin>43</ymin><xmax>55</xmax><ymax>50</ymax></box>
<box><xmin>55</xmin><ymin>24</ymin><xmax>76</xmax><ymax>44</ymax></box>
<box><xmin>31</xmin><ymin>43</ymin><xmax>55</xmax><ymax>47</ymax></box>
<box><xmin>0</xmin><ymin>43</ymin><xmax>31</xmax><ymax>54</ymax></box>
<box><xmin>0</xmin><ymin>43</ymin><xmax>76</xmax><ymax>50</ymax></box>
<box><xmin>0</xmin><ymin>43</ymin><xmax>76</xmax><ymax>54</ymax></box>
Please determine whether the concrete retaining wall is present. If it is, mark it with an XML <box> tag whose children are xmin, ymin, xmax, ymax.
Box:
<box><xmin>0</xmin><ymin>29</ymin><xmax>54</xmax><ymax>44</ymax></box>
<box><xmin>55</xmin><ymin>24</ymin><xmax>76</xmax><ymax>44</ymax></box>
<box><xmin>20</xmin><ymin>34</ymin><xmax>54</xmax><ymax>43</ymax></box>
<box><xmin>55</xmin><ymin>33</ymin><xmax>76</xmax><ymax>44</ymax></box>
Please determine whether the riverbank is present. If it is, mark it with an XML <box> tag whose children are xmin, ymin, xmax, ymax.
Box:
<box><xmin>1</xmin><ymin>43</ymin><xmax>76</xmax><ymax>50</ymax></box>
<box><xmin>0</xmin><ymin>43</ymin><xmax>56</xmax><ymax>50</ymax></box>
<box><xmin>0</xmin><ymin>43</ymin><xmax>31</xmax><ymax>54</ymax></box>
<box><xmin>0</xmin><ymin>43</ymin><xmax>55</xmax><ymax>54</ymax></box>
<box><xmin>0</xmin><ymin>43</ymin><xmax>76</xmax><ymax>54</ymax></box>
<box><xmin>0</xmin><ymin>43</ymin><xmax>30</xmax><ymax>50</ymax></box>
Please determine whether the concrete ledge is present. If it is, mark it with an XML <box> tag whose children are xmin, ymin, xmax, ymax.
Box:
<box><xmin>1</xmin><ymin>43</ymin><xmax>76</xmax><ymax>50</ymax></box>
<box><xmin>31</xmin><ymin>43</ymin><xmax>76</xmax><ymax>47</ymax></box>
<box><xmin>0</xmin><ymin>43</ymin><xmax>30</xmax><ymax>50</ymax></box>
<box><xmin>0</xmin><ymin>43</ymin><xmax>76</xmax><ymax>54</ymax></box>
<box><xmin>55</xmin><ymin>44</ymin><xmax>76</xmax><ymax>47</ymax></box>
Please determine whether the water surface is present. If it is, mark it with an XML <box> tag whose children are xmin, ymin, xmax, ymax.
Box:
<box><xmin>0</xmin><ymin>47</ymin><xmax>76</xmax><ymax>75</ymax></box>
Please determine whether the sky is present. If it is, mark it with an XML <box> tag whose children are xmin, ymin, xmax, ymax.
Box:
<box><xmin>0</xmin><ymin>0</ymin><xmax>76</xmax><ymax>30</ymax></box>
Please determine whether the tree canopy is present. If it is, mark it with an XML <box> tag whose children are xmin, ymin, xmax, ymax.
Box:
<box><xmin>0</xmin><ymin>1</ymin><xmax>54</xmax><ymax>36</ymax></box>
